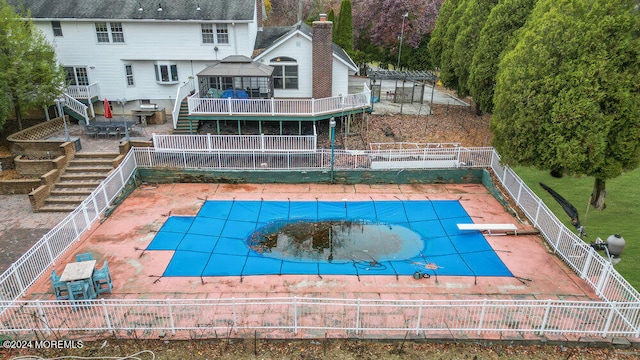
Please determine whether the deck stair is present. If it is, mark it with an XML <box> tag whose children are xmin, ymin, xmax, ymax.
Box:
<box><xmin>173</xmin><ymin>99</ymin><xmax>197</xmax><ymax>134</ymax></box>
<box><xmin>38</xmin><ymin>152</ymin><xmax>119</xmax><ymax>212</ymax></box>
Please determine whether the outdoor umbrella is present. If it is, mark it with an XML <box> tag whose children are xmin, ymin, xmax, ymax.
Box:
<box><xmin>104</xmin><ymin>98</ymin><xmax>113</xmax><ymax>121</ymax></box>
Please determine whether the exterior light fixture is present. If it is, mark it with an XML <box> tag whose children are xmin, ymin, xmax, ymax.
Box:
<box><xmin>157</xmin><ymin>3</ymin><xmax>163</xmax><ymax>12</ymax></box>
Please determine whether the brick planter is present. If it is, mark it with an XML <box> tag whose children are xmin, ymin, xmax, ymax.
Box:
<box><xmin>14</xmin><ymin>154</ymin><xmax>66</xmax><ymax>177</ymax></box>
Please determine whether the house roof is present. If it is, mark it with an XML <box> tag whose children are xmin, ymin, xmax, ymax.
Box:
<box><xmin>254</xmin><ymin>22</ymin><xmax>357</xmax><ymax>71</ymax></box>
<box><xmin>197</xmin><ymin>55</ymin><xmax>273</xmax><ymax>77</ymax></box>
<box><xmin>6</xmin><ymin>0</ymin><xmax>256</xmax><ymax>21</ymax></box>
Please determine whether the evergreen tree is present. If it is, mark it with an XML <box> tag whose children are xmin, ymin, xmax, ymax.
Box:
<box><xmin>450</xmin><ymin>0</ymin><xmax>498</xmax><ymax>98</ymax></box>
<box><xmin>491</xmin><ymin>0</ymin><xmax>640</xmax><ymax>210</ymax></box>
<box><xmin>468</xmin><ymin>0</ymin><xmax>537</xmax><ymax>114</ymax></box>
<box><xmin>438</xmin><ymin>0</ymin><xmax>469</xmax><ymax>90</ymax></box>
<box><xmin>334</xmin><ymin>0</ymin><xmax>354</xmax><ymax>53</ymax></box>
<box><xmin>0</xmin><ymin>0</ymin><xmax>66</xmax><ymax>130</ymax></box>
<box><xmin>429</xmin><ymin>0</ymin><xmax>460</xmax><ymax>69</ymax></box>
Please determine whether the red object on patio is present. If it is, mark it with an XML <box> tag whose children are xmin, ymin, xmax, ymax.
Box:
<box><xmin>103</xmin><ymin>98</ymin><xmax>113</xmax><ymax>119</ymax></box>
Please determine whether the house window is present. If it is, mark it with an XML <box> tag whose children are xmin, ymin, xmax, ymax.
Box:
<box><xmin>201</xmin><ymin>24</ymin><xmax>214</xmax><ymax>43</ymax></box>
<box><xmin>216</xmin><ymin>24</ymin><xmax>229</xmax><ymax>44</ymax></box>
<box><xmin>52</xmin><ymin>21</ymin><xmax>63</xmax><ymax>37</ymax></box>
<box><xmin>154</xmin><ymin>63</ymin><xmax>178</xmax><ymax>84</ymax></box>
<box><xmin>110</xmin><ymin>22</ymin><xmax>125</xmax><ymax>43</ymax></box>
<box><xmin>64</xmin><ymin>67</ymin><xmax>89</xmax><ymax>86</ymax></box>
<box><xmin>201</xmin><ymin>23</ymin><xmax>229</xmax><ymax>44</ymax></box>
<box><xmin>271</xmin><ymin>57</ymin><xmax>298</xmax><ymax>90</ymax></box>
<box><xmin>95</xmin><ymin>22</ymin><xmax>125</xmax><ymax>43</ymax></box>
<box><xmin>125</xmin><ymin>65</ymin><xmax>134</xmax><ymax>86</ymax></box>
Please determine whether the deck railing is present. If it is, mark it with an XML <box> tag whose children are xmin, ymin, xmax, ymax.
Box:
<box><xmin>187</xmin><ymin>85</ymin><xmax>371</xmax><ymax>117</ymax></box>
<box><xmin>66</xmin><ymin>83</ymin><xmax>100</xmax><ymax>100</ymax></box>
<box><xmin>153</xmin><ymin>132</ymin><xmax>317</xmax><ymax>153</ymax></box>
<box><xmin>1</xmin><ymin>146</ymin><xmax>640</xmax><ymax>339</ymax></box>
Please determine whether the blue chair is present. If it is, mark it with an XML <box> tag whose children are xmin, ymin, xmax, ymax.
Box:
<box><xmin>92</xmin><ymin>260</ymin><xmax>113</xmax><ymax>295</ymax></box>
<box><xmin>66</xmin><ymin>280</ymin><xmax>92</xmax><ymax>301</ymax></box>
<box><xmin>76</xmin><ymin>253</ymin><xmax>94</xmax><ymax>262</ymax></box>
<box><xmin>50</xmin><ymin>270</ymin><xmax>69</xmax><ymax>300</ymax></box>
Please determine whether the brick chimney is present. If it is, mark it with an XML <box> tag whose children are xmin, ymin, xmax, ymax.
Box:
<box><xmin>312</xmin><ymin>14</ymin><xmax>333</xmax><ymax>99</ymax></box>
<box><xmin>256</xmin><ymin>0</ymin><xmax>263</xmax><ymax>30</ymax></box>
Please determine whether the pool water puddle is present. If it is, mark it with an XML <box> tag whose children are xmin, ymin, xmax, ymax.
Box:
<box><xmin>248</xmin><ymin>220</ymin><xmax>424</xmax><ymax>262</ymax></box>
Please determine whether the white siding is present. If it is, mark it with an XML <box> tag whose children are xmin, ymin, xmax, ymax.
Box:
<box><xmin>37</xmin><ymin>20</ymin><xmax>252</xmax><ymax>102</ymax></box>
<box><xmin>256</xmin><ymin>35</ymin><xmax>313</xmax><ymax>98</ymax></box>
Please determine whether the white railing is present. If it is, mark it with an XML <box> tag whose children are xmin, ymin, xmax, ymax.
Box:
<box><xmin>187</xmin><ymin>85</ymin><xmax>371</xmax><ymax>117</ymax></box>
<box><xmin>369</xmin><ymin>142</ymin><xmax>460</xmax><ymax>151</ymax></box>
<box><xmin>133</xmin><ymin>147</ymin><xmax>493</xmax><ymax>171</ymax></box>
<box><xmin>61</xmin><ymin>94</ymin><xmax>90</xmax><ymax>123</ymax></box>
<box><xmin>1</xmin><ymin>146</ymin><xmax>640</xmax><ymax>339</ymax></box>
<box><xmin>153</xmin><ymin>133</ymin><xmax>317</xmax><ymax>152</ymax></box>
<box><xmin>66</xmin><ymin>83</ymin><xmax>100</xmax><ymax>100</ymax></box>
<box><xmin>172</xmin><ymin>78</ymin><xmax>196</xmax><ymax>128</ymax></box>
<box><xmin>65</xmin><ymin>82</ymin><xmax>100</xmax><ymax>118</ymax></box>
<box><xmin>1</xmin><ymin>298</ymin><xmax>638</xmax><ymax>338</ymax></box>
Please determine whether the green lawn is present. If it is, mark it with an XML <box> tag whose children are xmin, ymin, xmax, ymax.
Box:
<box><xmin>513</xmin><ymin>166</ymin><xmax>640</xmax><ymax>291</ymax></box>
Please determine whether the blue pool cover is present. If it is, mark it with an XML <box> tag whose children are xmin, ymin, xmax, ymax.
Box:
<box><xmin>146</xmin><ymin>200</ymin><xmax>512</xmax><ymax>278</ymax></box>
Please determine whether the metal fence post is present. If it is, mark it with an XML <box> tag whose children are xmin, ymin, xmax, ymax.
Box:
<box><xmin>355</xmin><ymin>299</ymin><xmax>361</xmax><ymax>335</ymax></box>
<box><xmin>538</xmin><ymin>299</ymin><xmax>552</xmax><ymax>336</ymax></box>
<box><xmin>596</xmin><ymin>262</ymin><xmax>612</xmax><ymax>298</ymax></box>
<box><xmin>43</xmin><ymin>234</ymin><xmax>54</xmax><ymax>264</ymax></box>
<box><xmin>581</xmin><ymin>249</ymin><xmax>595</xmax><ymax>280</ymax></box>
<box><xmin>35</xmin><ymin>300</ymin><xmax>51</xmax><ymax>335</ymax></box>
<box><xmin>12</xmin><ymin>263</ymin><xmax>25</xmax><ymax>298</ymax></box>
<box><xmin>167</xmin><ymin>299</ymin><xmax>176</xmax><ymax>335</ymax></box>
<box><xmin>415</xmin><ymin>300</ymin><xmax>423</xmax><ymax>335</ymax></box>
<box><xmin>232</xmin><ymin>297</ymin><xmax>238</xmax><ymax>334</ymax></box>
<box><xmin>293</xmin><ymin>296</ymin><xmax>298</xmax><ymax>335</ymax></box>
<box><xmin>101</xmin><ymin>298</ymin><xmax>113</xmax><ymax>333</ymax></box>
<box><xmin>603</xmin><ymin>302</ymin><xmax>616</xmax><ymax>337</ymax></box>
<box><xmin>478</xmin><ymin>299</ymin><xmax>487</xmax><ymax>335</ymax></box>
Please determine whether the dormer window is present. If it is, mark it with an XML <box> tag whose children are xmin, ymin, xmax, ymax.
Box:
<box><xmin>52</xmin><ymin>21</ymin><xmax>63</xmax><ymax>37</ymax></box>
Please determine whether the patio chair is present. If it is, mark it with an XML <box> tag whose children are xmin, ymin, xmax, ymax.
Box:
<box><xmin>75</xmin><ymin>252</ymin><xmax>94</xmax><ymax>262</ymax></box>
<box><xmin>84</xmin><ymin>125</ymin><xmax>98</xmax><ymax>139</ymax></box>
<box><xmin>50</xmin><ymin>270</ymin><xmax>69</xmax><ymax>300</ymax></box>
<box><xmin>108</xmin><ymin>127</ymin><xmax>121</xmax><ymax>139</ymax></box>
<box><xmin>92</xmin><ymin>260</ymin><xmax>113</xmax><ymax>295</ymax></box>
<box><xmin>97</xmin><ymin>126</ymin><xmax>109</xmax><ymax>138</ymax></box>
<box><xmin>66</xmin><ymin>280</ymin><xmax>93</xmax><ymax>301</ymax></box>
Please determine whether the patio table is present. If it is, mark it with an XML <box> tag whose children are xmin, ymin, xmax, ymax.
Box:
<box><xmin>59</xmin><ymin>260</ymin><xmax>97</xmax><ymax>300</ymax></box>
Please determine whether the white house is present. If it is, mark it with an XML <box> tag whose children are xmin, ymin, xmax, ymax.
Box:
<box><xmin>8</xmin><ymin>0</ymin><xmax>369</xmax><ymax>133</ymax></box>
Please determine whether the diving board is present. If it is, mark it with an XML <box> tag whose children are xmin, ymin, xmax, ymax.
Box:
<box><xmin>457</xmin><ymin>223</ymin><xmax>518</xmax><ymax>235</ymax></box>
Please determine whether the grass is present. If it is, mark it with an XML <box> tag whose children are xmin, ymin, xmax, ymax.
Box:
<box><xmin>513</xmin><ymin>166</ymin><xmax>640</xmax><ymax>291</ymax></box>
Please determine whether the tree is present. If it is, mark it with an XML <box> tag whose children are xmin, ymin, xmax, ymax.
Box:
<box><xmin>429</xmin><ymin>0</ymin><xmax>459</xmax><ymax>69</ymax></box>
<box><xmin>352</xmin><ymin>0</ymin><xmax>441</xmax><ymax>69</ymax></box>
<box><xmin>0</xmin><ymin>0</ymin><xmax>66</xmax><ymax>131</ymax></box>
<box><xmin>491</xmin><ymin>0</ymin><xmax>640</xmax><ymax>210</ymax></box>
<box><xmin>334</xmin><ymin>0</ymin><xmax>353</xmax><ymax>53</ymax></box>
<box><xmin>450</xmin><ymin>0</ymin><xmax>498</xmax><ymax>98</ymax></box>
<box><xmin>468</xmin><ymin>0</ymin><xmax>537</xmax><ymax>114</ymax></box>
<box><xmin>437</xmin><ymin>0</ymin><xmax>469</xmax><ymax>90</ymax></box>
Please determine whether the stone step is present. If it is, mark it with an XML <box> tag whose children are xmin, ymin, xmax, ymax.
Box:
<box><xmin>55</xmin><ymin>180</ymin><xmax>102</xmax><ymax>188</ymax></box>
<box><xmin>50</xmin><ymin>188</ymin><xmax>95</xmax><ymax>196</ymax></box>
<box><xmin>60</xmin><ymin>173</ymin><xmax>108</xmax><ymax>181</ymax></box>
<box><xmin>44</xmin><ymin>195</ymin><xmax>86</xmax><ymax>204</ymax></box>
<box><xmin>69</xmin><ymin>158</ymin><xmax>115</xmax><ymax>166</ymax></box>
<box><xmin>65</xmin><ymin>165</ymin><xmax>113</xmax><ymax>172</ymax></box>
<box><xmin>74</xmin><ymin>152</ymin><xmax>120</xmax><ymax>159</ymax></box>
<box><xmin>37</xmin><ymin>204</ymin><xmax>78</xmax><ymax>212</ymax></box>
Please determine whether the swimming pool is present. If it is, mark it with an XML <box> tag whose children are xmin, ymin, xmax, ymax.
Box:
<box><xmin>146</xmin><ymin>200</ymin><xmax>512</xmax><ymax>278</ymax></box>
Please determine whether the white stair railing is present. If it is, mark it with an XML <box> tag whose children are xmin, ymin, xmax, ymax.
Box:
<box><xmin>61</xmin><ymin>93</ymin><xmax>89</xmax><ymax>124</ymax></box>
